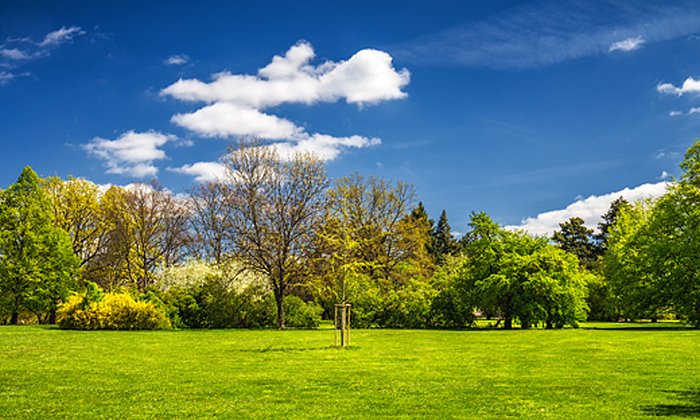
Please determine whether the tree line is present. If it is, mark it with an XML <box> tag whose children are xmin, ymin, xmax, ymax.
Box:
<box><xmin>1</xmin><ymin>139</ymin><xmax>700</xmax><ymax>329</ymax></box>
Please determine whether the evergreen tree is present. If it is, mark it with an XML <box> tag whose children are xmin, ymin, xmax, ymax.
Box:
<box><xmin>552</xmin><ymin>217</ymin><xmax>597</xmax><ymax>270</ymax></box>
<box><xmin>595</xmin><ymin>197</ymin><xmax>630</xmax><ymax>254</ymax></box>
<box><xmin>432</xmin><ymin>209</ymin><xmax>456</xmax><ymax>264</ymax></box>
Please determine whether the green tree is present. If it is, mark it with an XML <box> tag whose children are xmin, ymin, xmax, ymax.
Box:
<box><xmin>595</xmin><ymin>197</ymin><xmax>630</xmax><ymax>254</ymax></box>
<box><xmin>432</xmin><ymin>209</ymin><xmax>457</xmax><ymax>265</ymax></box>
<box><xmin>603</xmin><ymin>199</ymin><xmax>667</xmax><ymax>321</ymax></box>
<box><xmin>436</xmin><ymin>212</ymin><xmax>588</xmax><ymax>329</ymax></box>
<box><xmin>0</xmin><ymin>167</ymin><xmax>79</xmax><ymax>324</ymax></box>
<box><xmin>552</xmin><ymin>217</ymin><xmax>597</xmax><ymax>270</ymax></box>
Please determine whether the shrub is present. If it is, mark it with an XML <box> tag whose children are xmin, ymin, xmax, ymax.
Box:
<box><xmin>57</xmin><ymin>291</ymin><xmax>170</xmax><ymax>330</ymax></box>
<box><xmin>284</xmin><ymin>295</ymin><xmax>322</xmax><ymax>328</ymax></box>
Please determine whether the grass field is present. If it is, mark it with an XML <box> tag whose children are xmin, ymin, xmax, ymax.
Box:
<box><xmin>1</xmin><ymin>323</ymin><xmax>699</xmax><ymax>418</ymax></box>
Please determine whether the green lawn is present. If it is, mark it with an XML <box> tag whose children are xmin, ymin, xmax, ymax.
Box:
<box><xmin>1</xmin><ymin>323</ymin><xmax>699</xmax><ymax>418</ymax></box>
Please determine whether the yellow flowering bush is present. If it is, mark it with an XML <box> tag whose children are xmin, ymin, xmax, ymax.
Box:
<box><xmin>57</xmin><ymin>292</ymin><xmax>170</xmax><ymax>330</ymax></box>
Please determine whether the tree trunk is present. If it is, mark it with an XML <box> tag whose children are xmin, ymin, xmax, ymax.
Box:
<box><xmin>651</xmin><ymin>317</ymin><xmax>658</xmax><ymax>323</ymax></box>
<box><xmin>48</xmin><ymin>309</ymin><xmax>57</xmax><ymax>325</ymax></box>
<box><xmin>546</xmin><ymin>319</ymin><xmax>553</xmax><ymax>329</ymax></box>
<box><xmin>10</xmin><ymin>311</ymin><xmax>18</xmax><ymax>325</ymax></box>
<box><xmin>275</xmin><ymin>289</ymin><xmax>285</xmax><ymax>330</ymax></box>
<box><xmin>504</xmin><ymin>316</ymin><xmax>512</xmax><ymax>329</ymax></box>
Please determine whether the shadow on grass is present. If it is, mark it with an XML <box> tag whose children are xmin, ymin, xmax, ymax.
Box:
<box><xmin>580</xmin><ymin>325</ymin><xmax>694</xmax><ymax>332</ymax></box>
<box><xmin>231</xmin><ymin>345</ymin><xmax>360</xmax><ymax>353</ymax></box>
<box><xmin>641</xmin><ymin>390</ymin><xmax>700</xmax><ymax>417</ymax></box>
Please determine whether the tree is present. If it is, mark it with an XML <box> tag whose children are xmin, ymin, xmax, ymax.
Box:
<box><xmin>595</xmin><ymin>197</ymin><xmax>630</xmax><ymax>254</ymax></box>
<box><xmin>552</xmin><ymin>217</ymin><xmax>597</xmax><ymax>269</ymax></box>
<box><xmin>432</xmin><ymin>209</ymin><xmax>457</xmax><ymax>264</ymax></box>
<box><xmin>0</xmin><ymin>167</ymin><xmax>79</xmax><ymax>324</ymax></box>
<box><xmin>123</xmin><ymin>183</ymin><xmax>191</xmax><ymax>291</ymax></box>
<box><xmin>222</xmin><ymin>140</ymin><xmax>328</xmax><ymax>329</ymax></box>
<box><xmin>437</xmin><ymin>212</ymin><xmax>588</xmax><ymax>329</ymax></box>
<box><xmin>43</xmin><ymin>177</ymin><xmax>107</xmax><ymax>269</ymax></box>
<box><xmin>188</xmin><ymin>182</ymin><xmax>234</xmax><ymax>265</ymax></box>
<box><xmin>604</xmin><ymin>199</ymin><xmax>667</xmax><ymax>321</ymax></box>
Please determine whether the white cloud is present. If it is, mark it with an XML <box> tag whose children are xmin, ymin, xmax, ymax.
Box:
<box><xmin>168</xmin><ymin>162</ymin><xmax>227</xmax><ymax>183</ymax></box>
<box><xmin>657</xmin><ymin>77</ymin><xmax>700</xmax><ymax>96</ymax></box>
<box><xmin>38</xmin><ymin>26</ymin><xmax>85</xmax><ymax>48</ymax></box>
<box><xmin>161</xmin><ymin>41</ymin><xmax>407</xmax><ymax>165</ymax></box>
<box><xmin>609</xmin><ymin>36</ymin><xmax>645</xmax><ymax>52</ymax></box>
<box><xmin>0</xmin><ymin>48</ymin><xmax>30</xmax><ymax>60</ymax></box>
<box><xmin>505</xmin><ymin>182</ymin><xmax>669</xmax><ymax>236</ymax></box>
<box><xmin>160</xmin><ymin>41</ymin><xmax>409</xmax><ymax>108</ymax></box>
<box><xmin>83</xmin><ymin>130</ymin><xmax>175</xmax><ymax>178</ymax></box>
<box><xmin>171</xmin><ymin>102</ymin><xmax>301</xmax><ymax>139</ymax></box>
<box><xmin>659</xmin><ymin>171</ymin><xmax>671</xmax><ymax>180</ymax></box>
<box><xmin>164</xmin><ymin>54</ymin><xmax>189</xmax><ymax>66</ymax></box>
<box><xmin>0</xmin><ymin>71</ymin><xmax>14</xmax><ymax>85</ymax></box>
<box><xmin>391</xmin><ymin>2</ymin><xmax>700</xmax><ymax>68</ymax></box>
<box><xmin>1</xmin><ymin>26</ymin><xmax>85</xmax><ymax>86</ymax></box>
<box><xmin>270</xmin><ymin>134</ymin><xmax>381</xmax><ymax>161</ymax></box>
<box><xmin>669</xmin><ymin>110</ymin><xmax>683</xmax><ymax>117</ymax></box>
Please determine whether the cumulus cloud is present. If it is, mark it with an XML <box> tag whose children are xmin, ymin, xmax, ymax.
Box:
<box><xmin>657</xmin><ymin>77</ymin><xmax>700</xmax><ymax>96</ymax></box>
<box><xmin>658</xmin><ymin>171</ymin><xmax>671</xmax><ymax>180</ymax></box>
<box><xmin>505</xmin><ymin>182</ymin><xmax>669</xmax><ymax>236</ymax></box>
<box><xmin>160</xmin><ymin>41</ymin><xmax>407</xmax><ymax>173</ymax></box>
<box><xmin>609</xmin><ymin>36</ymin><xmax>645</xmax><ymax>52</ymax></box>
<box><xmin>168</xmin><ymin>161</ymin><xmax>227</xmax><ymax>183</ymax></box>
<box><xmin>171</xmin><ymin>102</ymin><xmax>301</xmax><ymax>139</ymax></box>
<box><xmin>161</xmin><ymin>42</ymin><xmax>409</xmax><ymax>108</ymax></box>
<box><xmin>164</xmin><ymin>54</ymin><xmax>189</xmax><ymax>65</ymax></box>
<box><xmin>83</xmin><ymin>130</ymin><xmax>175</xmax><ymax>178</ymax></box>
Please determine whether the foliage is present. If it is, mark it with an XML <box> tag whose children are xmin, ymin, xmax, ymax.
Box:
<box><xmin>57</xmin><ymin>291</ymin><xmax>170</xmax><ymax>330</ymax></box>
<box><xmin>432</xmin><ymin>209</ymin><xmax>458</xmax><ymax>264</ymax></box>
<box><xmin>435</xmin><ymin>212</ymin><xmax>589</xmax><ymax>329</ymax></box>
<box><xmin>552</xmin><ymin>217</ymin><xmax>598</xmax><ymax>270</ymax></box>
<box><xmin>0</xmin><ymin>167</ymin><xmax>80</xmax><ymax>324</ymax></box>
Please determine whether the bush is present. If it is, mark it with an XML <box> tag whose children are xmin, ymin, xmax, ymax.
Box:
<box><xmin>284</xmin><ymin>296</ymin><xmax>322</xmax><ymax>328</ymax></box>
<box><xmin>57</xmin><ymin>291</ymin><xmax>170</xmax><ymax>330</ymax></box>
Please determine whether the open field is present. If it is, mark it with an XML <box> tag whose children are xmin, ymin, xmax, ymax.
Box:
<box><xmin>1</xmin><ymin>323</ymin><xmax>699</xmax><ymax>418</ymax></box>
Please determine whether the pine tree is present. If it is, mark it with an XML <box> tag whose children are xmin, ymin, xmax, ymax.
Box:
<box><xmin>432</xmin><ymin>209</ymin><xmax>456</xmax><ymax>264</ymax></box>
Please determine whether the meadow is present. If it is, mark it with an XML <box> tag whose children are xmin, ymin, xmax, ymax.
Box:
<box><xmin>1</xmin><ymin>323</ymin><xmax>699</xmax><ymax>418</ymax></box>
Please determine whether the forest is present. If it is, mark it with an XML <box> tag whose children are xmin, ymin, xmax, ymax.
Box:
<box><xmin>1</xmin><ymin>139</ymin><xmax>700</xmax><ymax>330</ymax></box>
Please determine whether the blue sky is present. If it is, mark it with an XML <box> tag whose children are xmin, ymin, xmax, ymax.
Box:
<box><xmin>2</xmin><ymin>0</ymin><xmax>700</xmax><ymax>235</ymax></box>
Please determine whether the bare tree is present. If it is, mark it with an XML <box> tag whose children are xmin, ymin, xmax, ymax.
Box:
<box><xmin>123</xmin><ymin>183</ymin><xmax>191</xmax><ymax>291</ymax></box>
<box><xmin>222</xmin><ymin>140</ymin><xmax>328</xmax><ymax>329</ymax></box>
<box><xmin>188</xmin><ymin>182</ymin><xmax>234</xmax><ymax>265</ymax></box>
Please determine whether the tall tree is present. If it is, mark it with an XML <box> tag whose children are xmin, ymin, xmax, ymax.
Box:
<box><xmin>222</xmin><ymin>140</ymin><xmax>328</xmax><ymax>329</ymax></box>
<box><xmin>595</xmin><ymin>197</ymin><xmax>630</xmax><ymax>254</ymax></box>
<box><xmin>43</xmin><ymin>177</ymin><xmax>108</xmax><ymax>270</ymax></box>
<box><xmin>552</xmin><ymin>217</ymin><xmax>597</xmax><ymax>269</ymax></box>
<box><xmin>0</xmin><ymin>167</ymin><xmax>79</xmax><ymax>324</ymax></box>
<box><xmin>188</xmin><ymin>181</ymin><xmax>234</xmax><ymax>265</ymax></box>
<box><xmin>432</xmin><ymin>209</ymin><xmax>456</xmax><ymax>264</ymax></box>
